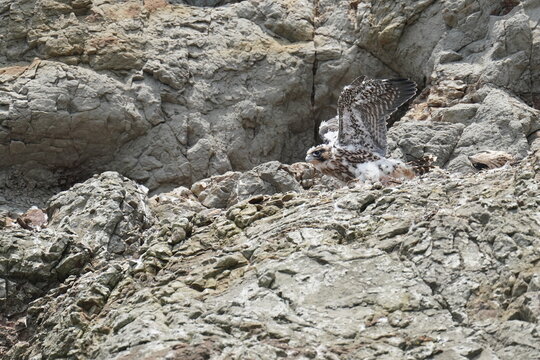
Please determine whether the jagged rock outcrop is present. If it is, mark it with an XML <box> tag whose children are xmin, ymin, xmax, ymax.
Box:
<box><xmin>47</xmin><ymin>171</ymin><xmax>153</xmax><ymax>254</ymax></box>
<box><xmin>0</xmin><ymin>0</ymin><xmax>317</xmax><ymax>196</ymax></box>
<box><xmin>0</xmin><ymin>172</ymin><xmax>151</xmax><ymax>315</ymax></box>
<box><xmin>189</xmin><ymin>161</ymin><xmax>318</xmax><ymax>208</ymax></box>
<box><xmin>1</xmin><ymin>0</ymin><xmax>539</xmax><ymax>201</ymax></box>
<box><xmin>2</xmin><ymin>147</ymin><xmax>540</xmax><ymax>359</ymax></box>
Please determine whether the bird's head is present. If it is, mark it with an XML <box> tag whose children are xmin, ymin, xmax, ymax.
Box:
<box><xmin>305</xmin><ymin>145</ymin><xmax>332</xmax><ymax>164</ymax></box>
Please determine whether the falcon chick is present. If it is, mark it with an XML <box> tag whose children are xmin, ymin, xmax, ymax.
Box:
<box><xmin>306</xmin><ymin>76</ymin><xmax>435</xmax><ymax>183</ymax></box>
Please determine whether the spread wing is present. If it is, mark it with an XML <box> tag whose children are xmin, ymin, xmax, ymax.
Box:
<box><xmin>337</xmin><ymin>76</ymin><xmax>416</xmax><ymax>156</ymax></box>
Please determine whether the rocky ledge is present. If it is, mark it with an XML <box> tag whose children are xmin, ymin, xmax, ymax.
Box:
<box><xmin>1</xmin><ymin>0</ymin><xmax>539</xmax><ymax>196</ymax></box>
<box><xmin>1</xmin><ymin>144</ymin><xmax>539</xmax><ymax>360</ymax></box>
<box><xmin>1</xmin><ymin>0</ymin><xmax>540</xmax><ymax>358</ymax></box>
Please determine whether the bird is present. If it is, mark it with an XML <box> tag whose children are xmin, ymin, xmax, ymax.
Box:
<box><xmin>305</xmin><ymin>76</ymin><xmax>435</xmax><ymax>183</ymax></box>
<box><xmin>468</xmin><ymin>150</ymin><xmax>516</xmax><ymax>171</ymax></box>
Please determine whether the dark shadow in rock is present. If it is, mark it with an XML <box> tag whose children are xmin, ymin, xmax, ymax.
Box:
<box><xmin>490</xmin><ymin>0</ymin><xmax>520</xmax><ymax>16</ymax></box>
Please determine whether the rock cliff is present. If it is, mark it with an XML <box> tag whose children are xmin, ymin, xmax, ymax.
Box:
<box><xmin>1</xmin><ymin>0</ymin><xmax>540</xmax><ymax>359</ymax></box>
<box><xmin>2</xmin><ymin>147</ymin><xmax>540</xmax><ymax>359</ymax></box>
<box><xmin>1</xmin><ymin>0</ymin><xmax>539</xmax><ymax>198</ymax></box>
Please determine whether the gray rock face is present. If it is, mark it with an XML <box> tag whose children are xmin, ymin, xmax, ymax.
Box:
<box><xmin>0</xmin><ymin>0</ymin><xmax>317</xmax><ymax>196</ymax></box>
<box><xmin>0</xmin><ymin>60</ymin><xmax>150</xmax><ymax>169</ymax></box>
<box><xmin>1</xmin><ymin>0</ymin><xmax>539</xmax><ymax>200</ymax></box>
<box><xmin>191</xmin><ymin>161</ymin><xmax>303</xmax><ymax>208</ymax></box>
<box><xmin>0</xmin><ymin>171</ymin><xmax>154</xmax><ymax>356</ymax></box>
<box><xmin>2</xmin><ymin>0</ymin><xmax>540</xmax><ymax>358</ymax></box>
<box><xmin>47</xmin><ymin>171</ymin><xmax>152</xmax><ymax>254</ymax></box>
<box><xmin>3</xmin><ymin>150</ymin><xmax>540</xmax><ymax>359</ymax></box>
<box><xmin>0</xmin><ymin>229</ymin><xmax>84</xmax><ymax>312</ymax></box>
<box><xmin>0</xmin><ymin>172</ymin><xmax>150</xmax><ymax>321</ymax></box>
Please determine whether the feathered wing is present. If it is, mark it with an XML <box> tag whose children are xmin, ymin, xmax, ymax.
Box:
<box><xmin>337</xmin><ymin>77</ymin><xmax>416</xmax><ymax>156</ymax></box>
<box><xmin>318</xmin><ymin>116</ymin><xmax>338</xmax><ymax>145</ymax></box>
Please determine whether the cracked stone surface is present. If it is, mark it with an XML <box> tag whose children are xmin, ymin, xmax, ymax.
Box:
<box><xmin>1</xmin><ymin>0</ymin><xmax>539</xmax><ymax>208</ymax></box>
<box><xmin>2</xmin><ymin>146</ymin><xmax>540</xmax><ymax>359</ymax></box>
<box><xmin>2</xmin><ymin>0</ymin><xmax>540</xmax><ymax>358</ymax></box>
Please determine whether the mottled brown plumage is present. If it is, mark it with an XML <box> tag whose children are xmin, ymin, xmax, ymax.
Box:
<box><xmin>306</xmin><ymin>76</ymin><xmax>436</xmax><ymax>183</ymax></box>
<box><xmin>468</xmin><ymin>150</ymin><xmax>515</xmax><ymax>170</ymax></box>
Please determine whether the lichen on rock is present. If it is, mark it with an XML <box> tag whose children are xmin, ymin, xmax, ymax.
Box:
<box><xmin>3</xmin><ymin>149</ymin><xmax>540</xmax><ymax>359</ymax></box>
<box><xmin>2</xmin><ymin>0</ymin><xmax>540</xmax><ymax>358</ymax></box>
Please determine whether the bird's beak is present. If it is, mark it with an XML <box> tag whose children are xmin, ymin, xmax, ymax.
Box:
<box><xmin>305</xmin><ymin>154</ymin><xmax>315</xmax><ymax>162</ymax></box>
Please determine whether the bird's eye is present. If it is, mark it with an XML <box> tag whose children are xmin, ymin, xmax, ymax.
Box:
<box><xmin>473</xmin><ymin>163</ymin><xmax>489</xmax><ymax>171</ymax></box>
<box><xmin>312</xmin><ymin>150</ymin><xmax>321</xmax><ymax>157</ymax></box>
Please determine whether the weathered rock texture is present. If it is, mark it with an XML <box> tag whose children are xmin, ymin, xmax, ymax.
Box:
<box><xmin>2</xmin><ymin>146</ymin><xmax>540</xmax><ymax>359</ymax></box>
<box><xmin>1</xmin><ymin>0</ymin><xmax>539</xmax><ymax>200</ymax></box>
<box><xmin>2</xmin><ymin>0</ymin><xmax>540</xmax><ymax>358</ymax></box>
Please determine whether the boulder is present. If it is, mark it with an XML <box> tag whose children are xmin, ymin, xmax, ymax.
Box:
<box><xmin>47</xmin><ymin>171</ymin><xmax>152</xmax><ymax>255</ymax></box>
